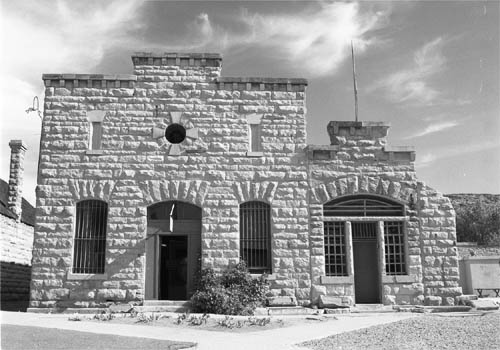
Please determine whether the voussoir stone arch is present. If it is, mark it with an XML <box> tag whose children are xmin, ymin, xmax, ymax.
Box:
<box><xmin>139</xmin><ymin>180</ymin><xmax>210</xmax><ymax>207</ymax></box>
<box><xmin>68</xmin><ymin>179</ymin><xmax>116</xmax><ymax>203</ymax></box>
<box><xmin>233</xmin><ymin>181</ymin><xmax>278</xmax><ymax>204</ymax></box>
<box><xmin>311</xmin><ymin>175</ymin><xmax>416</xmax><ymax>205</ymax></box>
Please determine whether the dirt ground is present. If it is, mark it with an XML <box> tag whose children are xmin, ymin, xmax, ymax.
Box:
<box><xmin>78</xmin><ymin>312</ymin><xmax>339</xmax><ymax>333</ymax></box>
<box><xmin>1</xmin><ymin>324</ymin><xmax>194</xmax><ymax>350</ymax></box>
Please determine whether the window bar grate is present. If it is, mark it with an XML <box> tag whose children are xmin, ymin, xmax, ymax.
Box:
<box><xmin>324</xmin><ymin>222</ymin><xmax>346</xmax><ymax>276</ymax></box>
<box><xmin>384</xmin><ymin>221</ymin><xmax>406</xmax><ymax>275</ymax></box>
<box><xmin>352</xmin><ymin>222</ymin><xmax>377</xmax><ymax>240</ymax></box>
<box><xmin>240</xmin><ymin>201</ymin><xmax>271</xmax><ymax>273</ymax></box>
<box><xmin>73</xmin><ymin>200</ymin><xmax>108</xmax><ymax>274</ymax></box>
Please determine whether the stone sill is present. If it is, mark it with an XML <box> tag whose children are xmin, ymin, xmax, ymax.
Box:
<box><xmin>67</xmin><ymin>272</ymin><xmax>107</xmax><ymax>281</ymax></box>
<box><xmin>246</xmin><ymin>151</ymin><xmax>264</xmax><ymax>157</ymax></box>
<box><xmin>461</xmin><ymin>255</ymin><xmax>500</xmax><ymax>261</ymax></box>
<box><xmin>86</xmin><ymin>150</ymin><xmax>104</xmax><ymax>155</ymax></box>
<box><xmin>251</xmin><ymin>273</ymin><xmax>277</xmax><ymax>281</ymax></box>
<box><xmin>381</xmin><ymin>275</ymin><xmax>417</xmax><ymax>283</ymax></box>
<box><xmin>320</xmin><ymin>275</ymin><xmax>354</xmax><ymax>285</ymax></box>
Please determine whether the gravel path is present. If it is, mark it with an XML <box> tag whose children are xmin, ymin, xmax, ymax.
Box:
<box><xmin>300</xmin><ymin>312</ymin><xmax>500</xmax><ymax>350</ymax></box>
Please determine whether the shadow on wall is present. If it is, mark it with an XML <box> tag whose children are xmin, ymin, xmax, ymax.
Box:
<box><xmin>1</xmin><ymin>262</ymin><xmax>32</xmax><ymax>311</ymax></box>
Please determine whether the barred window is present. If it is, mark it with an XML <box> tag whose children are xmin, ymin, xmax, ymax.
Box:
<box><xmin>239</xmin><ymin>201</ymin><xmax>271</xmax><ymax>273</ymax></box>
<box><xmin>324</xmin><ymin>222</ymin><xmax>347</xmax><ymax>276</ymax></box>
<box><xmin>384</xmin><ymin>221</ymin><xmax>406</xmax><ymax>275</ymax></box>
<box><xmin>72</xmin><ymin>200</ymin><xmax>108</xmax><ymax>274</ymax></box>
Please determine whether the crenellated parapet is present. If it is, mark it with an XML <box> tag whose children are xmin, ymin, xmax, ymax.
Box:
<box><xmin>307</xmin><ymin>121</ymin><xmax>415</xmax><ymax>163</ymax></box>
<box><xmin>42</xmin><ymin>74</ymin><xmax>137</xmax><ymax>89</ymax></box>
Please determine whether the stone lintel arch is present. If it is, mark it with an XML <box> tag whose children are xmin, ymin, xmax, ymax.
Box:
<box><xmin>311</xmin><ymin>175</ymin><xmax>416</xmax><ymax>206</ymax></box>
<box><xmin>232</xmin><ymin>181</ymin><xmax>278</xmax><ymax>204</ymax></box>
<box><xmin>68</xmin><ymin>179</ymin><xmax>116</xmax><ymax>203</ymax></box>
<box><xmin>139</xmin><ymin>180</ymin><xmax>210</xmax><ymax>208</ymax></box>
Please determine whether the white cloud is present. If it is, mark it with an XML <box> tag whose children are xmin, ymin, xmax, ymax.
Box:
<box><xmin>404</xmin><ymin>120</ymin><xmax>459</xmax><ymax>139</ymax></box>
<box><xmin>369</xmin><ymin>37</ymin><xmax>447</xmax><ymax>106</ymax></box>
<box><xmin>417</xmin><ymin>140</ymin><xmax>500</xmax><ymax>168</ymax></box>
<box><xmin>0</xmin><ymin>0</ymin><xmax>145</xmax><ymax>204</ymax></box>
<box><xmin>160</xmin><ymin>2</ymin><xmax>390</xmax><ymax>77</ymax></box>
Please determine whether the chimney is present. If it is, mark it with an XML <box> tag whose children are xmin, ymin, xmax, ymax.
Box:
<box><xmin>7</xmin><ymin>140</ymin><xmax>27</xmax><ymax>221</ymax></box>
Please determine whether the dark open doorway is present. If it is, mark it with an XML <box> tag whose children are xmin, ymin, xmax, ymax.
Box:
<box><xmin>352</xmin><ymin>222</ymin><xmax>380</xmax><ymax>303</ymax></box>
<box><xmin>160</xmin><ymin>236</ymin><xmax>188</xmax><ymax>300</ymax></box>
<box><xmin>146</xmin><ymin>201</ymin><xmax>201</xmax><ymax>301</ymax></box>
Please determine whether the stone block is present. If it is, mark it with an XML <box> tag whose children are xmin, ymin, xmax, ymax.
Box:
<box><xmin>310</xmin><ymin>285</ymin><xmax>327</xmax><ymax>304</ymax></box>
<box><xmin>318</xmin><ymin>295</ymin><xmax>350</xmax><ymax>309</ymax></box>
<box><xmin>465</xmin><ymin>299</ymin><xmax>499</xmax><ymax>310</ymax></box>
<box><xmin>414</xmin><ymin>295</ymin><xmax>425</xmax><ymax>305</ymax></box>
<box><xmin>109</xmin><ymin>303</ymin><xmax>134</xmax><ymax>313</ymax></box>
<box><xmin>424</xmin><ymin>296</ymin><xmax>442</xmax><ymax>306</ymax></box>
<box><xmin>384</xmin><ymin>295</ymin><xmax>396</xmax><ymax>305</ymax></box>
<box><xmin>443</xmin><ymin>297</ymin><xmax>455</xmax><ymax>306</ymax></box>
<box><xmin>267</xmin><ymin>296</ymin><xmax>297</xmax><ymax>307</ymax></box>
<box><xmin>455</xmin><ymin>294</ymin><xmax>478</xmax><ymax>305</ymax></box>
<box><xmin>96</xmin><ymin>289</ymin><xmax>127</xmax><ymax>301</ymax></box>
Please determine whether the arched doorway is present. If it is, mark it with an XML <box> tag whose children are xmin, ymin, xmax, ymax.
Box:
<box><xmin>145</xmin><ymin>201</ymin><xmax>202</xmax><ymax>300</ymax></box>
<box><xmin>323</xmin><ymin>195</ymin><xmax>406</xmax><ymax>304</ymax></box>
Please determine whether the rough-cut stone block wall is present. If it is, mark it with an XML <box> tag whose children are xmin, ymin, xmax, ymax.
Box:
<box><xmin>417</xmin><ymin>183</ymin><xmax>461</xmax><ymax>301</ymax></box>
<box><xmin>1</xmin><ymin>214</ymin><xmax>34</xmax><ymax>310</ymax></box>
<box><xmin>30</xmin><ymin>53</ymin><xmax>310</xmax><ymax>308</ymax></box>
<box><xmin>1</xmin><ymin>215</ymin><xmax>33</xmax><ymax>265</ymax></box>
<box><xmin>30</xmin><ymin>54</ymin><xmax>460</xmax><ymax>309</ymax></box>
<box><xmin>308</xmin><ymin>121</ymin><xmax>459</xmax><ymax>305</ymax></box>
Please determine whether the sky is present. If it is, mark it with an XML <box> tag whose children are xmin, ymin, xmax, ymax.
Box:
<box><xmin>1</xmin><ymin>0</ymin><xmax>499</xmax><ymax>205</ymax></box>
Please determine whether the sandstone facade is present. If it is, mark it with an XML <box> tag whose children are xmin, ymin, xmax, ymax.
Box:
<box><xmin>1</xmin><ymin>140</ymin><xmax>35</xmax><ymax>310</ymax></box>
<box><xmin>29</xmin><ymin>52</ymin><xmax>460</xmax><ymax>309</ymax></box>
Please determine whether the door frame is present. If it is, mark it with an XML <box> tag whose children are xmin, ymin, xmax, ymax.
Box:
<box><xmin>351</xmin><ymin>221</ymin><xmax>382</xmax><ymax>304</ymax></box>
<box><xmin>145</xmin><ymin>219</ymin><xmax>201</xmax><ymax>300</ymax></box>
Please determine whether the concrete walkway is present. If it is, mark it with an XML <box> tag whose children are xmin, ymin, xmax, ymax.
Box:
<box><xmin>1</xmin><ymin>311</ymin><xmax>418</xmax><ymax>350</ymax></box>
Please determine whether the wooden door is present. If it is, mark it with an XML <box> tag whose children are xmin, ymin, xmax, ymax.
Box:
<box><xmin>352</xmin><ymin>222</ymin><xmax>380</xmax><ymax>303</ymax></box>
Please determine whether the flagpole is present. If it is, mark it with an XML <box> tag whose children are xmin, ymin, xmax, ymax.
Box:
<box><xmin>351</xmin><ymin>40</ymin><xmax>359</xmax><ymax>122</ymax></box>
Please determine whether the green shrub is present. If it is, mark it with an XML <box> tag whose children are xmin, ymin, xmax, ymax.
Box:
<box><xmin>190</xmin><ymin>261</ymin><xmax>268</xmax><ymax>315</ymax></box>
<box><xmin>455</xmin><ymin>200</ymin><xmax>500</xmax><ymax>245</ymax></box>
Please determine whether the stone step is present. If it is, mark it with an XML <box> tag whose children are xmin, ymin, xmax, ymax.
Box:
<box><xmin>133</xmin><ymin>305</ymin><xmax>191</xmax><ymax>313</ymax></box>
<box><xmin>142</xmin><ymin>300</ymin><xmax>191</xmax><ymax>307</ymax></box>
<box><xmin>261</xmin><ymin>307</ymin><xmax>321</xmax><ymax>316</ymax></box>
<box><xmin>350</xmin><ymin>304</ymin><xmax>393</xmax><ymax>313</ymax></box>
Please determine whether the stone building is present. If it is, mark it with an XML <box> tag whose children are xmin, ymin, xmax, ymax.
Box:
<box><xmin>1</xmin><ymin>140</ymin><xmax>35</xmax><ymax>311</ymax></box>
<box><xmin>29</xmin><ymin>52</ymin><xmax>461</xmax><ymax>310</ymax></box>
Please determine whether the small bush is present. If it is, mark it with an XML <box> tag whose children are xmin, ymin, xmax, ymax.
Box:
<box><xmin>190</xmin><ymin>261</ymin><xmax>268</xmax><ymax>315</ymax></box>
<box><xmin>68</xmin><ymin>313</ymin><xmax>82</xmax><ymax>321</ymax></box>
<box><xmin>93</xmin><ymin>312</ymin><xmax>114</xmax><ymax>321</ymax></box>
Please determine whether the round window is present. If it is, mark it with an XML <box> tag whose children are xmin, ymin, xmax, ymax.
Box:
<box><xmin>165</xmin><ymin>123</ymin><xmax>186</xmax><ymax>144</ymax></box>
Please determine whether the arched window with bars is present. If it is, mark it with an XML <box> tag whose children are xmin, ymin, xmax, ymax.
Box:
<box><xmin>72</xmin><ymin>200</ymin><xmax>108</xmax><ymax>274</ymax></box>
<box><xmin>239</xmin><ymin>201</ymin><xmax>271</xmax><ymax>273</ymax></box>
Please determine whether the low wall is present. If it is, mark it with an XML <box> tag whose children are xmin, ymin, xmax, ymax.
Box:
<box><xmin>459</xmin><ymin>255</ymin><xmax>500</xmax><ymax>295</ymax></box>
<box><xmin>1</xmin><ymin>262</ymin><xmax>32</xmax><ymax>311</ymax></box>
